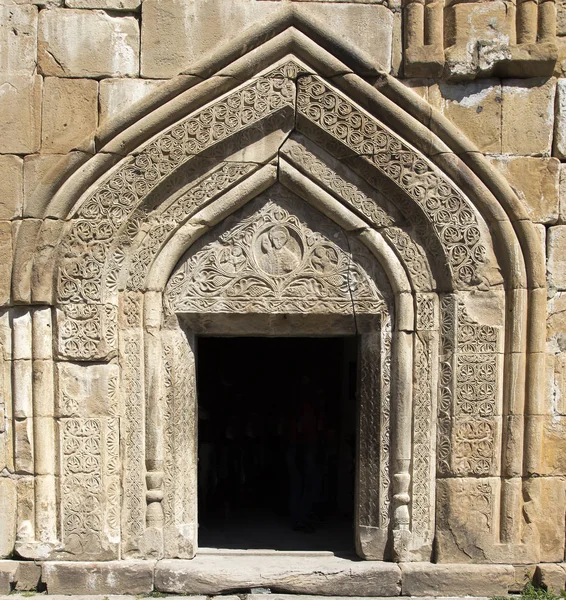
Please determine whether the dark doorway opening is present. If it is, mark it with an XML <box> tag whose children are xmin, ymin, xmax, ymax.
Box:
<box><xmin>196</xmin><ymin>336</ymin><xmax>358</xmax><ymax>553</ymax></box>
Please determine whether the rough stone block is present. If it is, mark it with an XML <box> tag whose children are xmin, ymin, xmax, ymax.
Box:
<box><xmin>38</xmin><ymin>9</ymin><xmax>139</xmax><ymax>78</ymax></box>
<box><xmin>41</xmin><ymin>78</ymin><xmax>98</xmax><ymax>154</ymax></box>
<box><xmin>548</xmin><ymin>226</ymin><xmax>566</xmax><ymax>291</ymax></box>
<box><xmin>14</xmin><ymin>560</ymin><xmax>41</xmax><ymax>591</ymax></box>
<box><xmin>155</xmin><ymin>556</ymin><xmax>401</xmax><ymax>596</ymax></box>
<box><xmin>0</xmin><ymin>156</ymin><xmax>22</xmax><ymax>221</ymax></box>
<box><xmin>489</xmin><ymin>156</ymin><xmax>559</xmax><ymax>224</ymax></box>
<box><xmin>0</xmin><ymin>481</ymin><xmax>16</xmax><ymax>559</ymax></box>
<box><xmin>0</xmin><ymin>75</ymin><xmax>42</xmax><ymax>154</ymax></box>
<box><xmin>502</xmin><ymin>78</ymin><xmax>557</xmax><ymax>156</ymax></box>
<box><xmin>99</xmin><ymin>78</ymin><xmax>164</xmax><ymax>126</ymax></box>
<box><xmin>56</xmin><ymin>362</ymin><xmax>120</xmax><ymax>417</ymax></box>
<box><xmin>23</xmin><ymin>152</ymin><xmax>89</xmax><ymax>219</ymax></box>
<box><xmin>0</xmin><ymin>223</ymin><xmax>12</xmax><ymax>307</ymax></box>
<box><xmin>444</xmin><ymin>1</ymin><xmax>514</xmax><ymax>79</ymax></box>
<box><xmin>14</xmin><ymin>418</ymin><xmax>33</xmax><ymax>474</ymax></box>
<box><xmin>537</xmin><ymin>563</ymin><xmax>566</xmax><ymax>594</ymax></box>
<box><xmin>401</xmin><ymin>563</ymin><xmax>514</xmax><ymax>596</ymax></box>
<box><xmin>0</xmin><ymin>5</ymin><xmax>38</xmax><ymax>75</ymax></box>
<box><xmin>429</xmin><ymin>80</ymin><xmax>501</xmax><ymax>153</ymax></box>
<box><xmin>66</xmin><ymin>0</ymin><xmax>140</xmax><ymax>7</ymax></box>
<box><xmin>555</xmin><ymin>79</ymin><xmax>566</xmax><ymax>160</ymax></box>
<box><xmin>141</xmin><ymin>0</ymin><xmax>393</xmax><ymax>78</ymax></box>
<box><xmin>42</xmin><ymin>561</ymin><xmax>154</xmax><ymax>595</ymax></box>
<box><xmin>11</xmin><ymin>219</ymin><xmax>42</xmax><ymax>304</ymax></box>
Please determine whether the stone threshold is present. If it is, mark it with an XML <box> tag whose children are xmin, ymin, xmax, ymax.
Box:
<box><xmin>0</xmin><ymin>556</ymin><xmax>532</xmax><ymax>597</ymax></box>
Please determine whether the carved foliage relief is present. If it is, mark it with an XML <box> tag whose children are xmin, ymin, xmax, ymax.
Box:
<box><xmin>438</xmin><ymin>295</ymin><xmax>501</xmax><ymax>476</ymax></box>
<box><xmin>60</xmin><ymin>418</ymin><xmax>120</xmax><ymax>558</ymax></box>
<box><xmin>296</xmin><ymin>75</ymin><xmax>487</xmax><ymax>288</ymax></box>
<box><xmin>165</xmin><ymin>186</ymin><xmax>389</xmax><ymax>316</ymax></box>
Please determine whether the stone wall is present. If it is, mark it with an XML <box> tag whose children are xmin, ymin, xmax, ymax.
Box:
<box><xmin>0</xmin><ymin>0</ymin><xmax>565</xmax><ymax>570</ymax></box>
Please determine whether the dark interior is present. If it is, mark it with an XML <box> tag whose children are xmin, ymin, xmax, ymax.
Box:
<box><xmin>196</xmin><ymin>336</ymin><xmax>358</xmax><ymax>553</ymax></box>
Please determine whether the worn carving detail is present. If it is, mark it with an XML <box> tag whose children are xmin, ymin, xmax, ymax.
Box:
<box><xmin>127</xmin><ymin>163</ymin><xmax>255</xmax><ymax>291</ymax></box>
<box><xmin>297</xmin><ymin>75</ymin><xmax>486</xmax><ymax>287</ymax></box>
<box><xmin>57</xmin><ymin>64</ymin><xmax>296</xmax><ymax>306</ymax></box>
<box><xmin>165</xmin><ymin>190</ymin><xmax>387</xmax><ymax>315</ymax></box>
<box><xmin>416</xmin><ymin>294</ymin><xmax>436</xmax><ymax>330</ymax></box>
<box><xmin>61</xmin><ymin>418</ymin><xmax>119</xmax><ymax>558</ymax></box>
<box><xmin>358</xmin><ymin>331</ymin><xmax>382</xmax><ymax>529</ymax></box>
<box><xmin>282</xmin><ymin>138</ymin><xmax>394</xmax><ymax>228</ymax></box>
<box><xmin>56</xmin><ymin>304</ymin><xmax>117</xmax><ymax>361</ymax></box>
<box><xmin>163</xmin><ymin>329</ymin><xmax>197</xmax><ymax>556</ymax></box>
<box><xmin>412</xmin><ymin>333</ymin><xmax>433</xmax><ymax>538</ymax></box>
<box><xmin>438</xmin><ymin>295</ymin><xmax>500</xmax><ymax>476</ymax></box>
<box><xmin>380</xmin><ymin>325</ymin><xmax>392</xmax><ymax>527</ymax></box>
<box><xmin>382</xmin><ymin>227</ymin><xmax>434</xmax><ymax>292</ymax></box>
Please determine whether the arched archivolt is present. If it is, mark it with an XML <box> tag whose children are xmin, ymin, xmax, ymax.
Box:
<box><xmin>22</xmin><ymin>19</ymin><xmax>547</xmax><ymax>564</ymax></box>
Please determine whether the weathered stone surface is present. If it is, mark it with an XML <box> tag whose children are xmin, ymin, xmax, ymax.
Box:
<box><xmin>0</xmin><ymin>75</ymin><xmax>42</xmax><ymax>154</ymax></box>
<box><xmin>141</xmin><ymin>0</ymin><xmax>393</xmax><ymax>78</ymax></box>
<box><xmin>401</xmin><ymin>563</ymin><xmax>514</xmax><ymax>596</ymax></box>
<box><xmin>42</xmin><ymin>562</ymin><xmax>154</xmax><ymax>595</ymax></box>
<box><xmin>444</xmin><ymin>1</ymin><xmax>514</xmax><ymax>80</ymax></box>
<box><xmin>429</xmin><ymin>80</ymin><xmax>502</xmax><ymax>152</ymax></box>
<box><xmin>66</xmin><ymin>0</ymin><xmax>140</xmax><ymax>8</ymax></box>
<box><xmin>554</xmin><ymin>80</ymin><xmax>566</xmax><ymax>160</ymax></box>
<box><xmin>489</xmin><ymin>156</ymin><xmax>559</xmax><ymax>224</ymax></box>
<box><xmin>502</xmin><ymin>78</ymin><xmax>557</xmax><ymax>156</ymax></box>
<box><xmin>0</xmin><ymin>5</ymin><xmax>37</xmax><ymax>75</ymax></box>
<box><xmin>14</xmin><ymin>561</ymin><xmax>41</xmax><ymax>591</ymax></box>
<box><xmin>0</xmin><ymin>223</ymin><xmax>12</xmax><ymax>307</ymax></box>
<box><xmin>0</xmin><ymin>481</ymin><xmax>16</xmax><ymax>559</ymax></box>
<box><xmin>56</xmin><ymin>362</ymin><xmax>119</xmax><ymax>417</ymax></box>
<box><xmin>0</xmin><ymin>156</ymin><xmax>22</xmax><ymax>220</ymax></box>
<box><xmin>548</xmin><ymin>226</ymin><xmax>566</xmax><ymax>291</ymax></box>
<box><xmin>537</xmin><ymin>563</ymin><xmax>566</xmax><ymax>594</ymax></box>
<box><xmin>23</xmin><ymin>152</ymin><xmax>89</xmax><ymax>219</ymax></box>
<box><xmin>41</xmin><ymin>78</ymin><xmax>98</xmax><ymax>154</ymax></box>
<box><xmin>38</xmin><ymin>9</ymin><xmax>139</xmax><ymax>78</ymax></box>
<box><xmin>155</xmin><ymin>556</ymin><xmax>401</xmax><ymax>596</ymax></box>
<box><xmin>99</xmin><ymin>78</ymin><xmax>164</xmax><ymax>127</ymax></box>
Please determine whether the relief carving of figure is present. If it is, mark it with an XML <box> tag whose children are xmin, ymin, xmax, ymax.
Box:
<box><xmin>256</xmin><ymin>225</ymin><xmax>302</xmax><ymax>276</ymax></box>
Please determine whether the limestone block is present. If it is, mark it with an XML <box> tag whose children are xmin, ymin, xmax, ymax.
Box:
<box><xmin>14</xmin><ymin>418</ymin><xmax>33</xmax><ymax>474</ymax></box>
<box><xmin>554</xmin><ymin>79</ymin><xmax>566</xmax><ymax>160</ymax></box>
<box><xmin>15</xmin><ymin>477</ymin><xmax>34</xmax><ymax>540</ymax></box>
<box><xmin>66</xmin><ymin>0</ymin><xmax>140</xmax><ymax>7</ymax></box>
<box><xmin>155</xmin><ymin>556</ymin><xmax>401</xmax><ymax>596</ymax></box>
<box><xmin>99</xmin><ymin>78</ymin><xmax>164</xmax><ymax>127</ymax></box>
<box><xmin>0</xmin><ymin>223</ymin><xmax>11</xmax><ymax>307</ymax></box>
<box><xmin>141</xmin><ymin>0</ymin><xmax>393</xmax><ymax>78</ymax></box>
<box><xmin>537</xmin><ymin>563</ymin><xmax>566</xmax><ymax>594</ymax></box>
<box><xmin>41</xmin><ymin>78</ymin><xmax>98</xmax><ymax>154</ymax></box>
<box><xmin>488</xmin><ymin>156</ymin><xmax>559</xmax><ymax>224</ymax></box>
<box><xmin>560</xmin><ymin>163</ymin><xmax>566</xmax><ymax>223</ymax></box>
<box><xmin>523</xmin><ymin>477</ymin><xmax>566</xmax><ymax>562</ymax></box>
<box><xmin>12</xmin><ymin>219</ymin><xmax>42</xmax><ymax>304</ymax></box>
<box><xmin>43</xmin><ymin>561</ymin><xmax>154</xmax><ymax>594</ymax></box>
<box><xmin>0</xmin><ymin>5</ymin><xmax>37</xmax><ymax>75</ymax></box>
<box><xmin>0</xmin><ymin>560</ymin><xmax>16</xmax><ymax>594</ymax></box>
<box><xmin>548</xmin><ymin>226</ymin><xmax>566</xmax><ymax>291</ymax></box>
<box><xmin>444</xmin><ymin>1</ymin><xmax>514</xmax><ymax>79</ymax></box>
<box><xmin>512</xmin><ymin>565</ymin><xmax>537</xmax><ymax>592</ymax></box>
<box><xmin>31</xmin><ymin>219</ymin><xmax>65</xmax><ymax>304</ymax></box>
<box><xmin>429</xmin><ymin>80</ymin><xmax>501</xmax><ymax>153</ymax></box>
<box><xmin>0</xmin><ymin>75</ymin><xmax>42</xmax><ymax>154</ymax></box>
<box><xmin>12</xmin><ymin>360</ymin><xmax>32</xmax><ymax>418</ymax></box>
<box><xmin>0</xmin><ymin>156</ymin><xmax>22</xmax><ymax>220</ymax></box>
<box><xmin>38</xmin><ymin>9</ymin><xmax>139</xmax><ymax>78</ymax></box>
<box><xmin>23</xmin><ymin>152</ymin><xmax>89</xmax><ymax>219</ymax></box>
<box><xmin>14</xmin><ymin>561</ymin><xmax>41</xmax><ymax>591</ymax></box>
<box><xmin>0</xmin><ymin>479</ymin><xmax>16</xmax><ymax>558</ymax></box>
<box><xmin>541</xmin><ymin>416</ymin><xmax>566</xmax><ymax>475</ymax></box>
<box><xmin>401</xmin><ymin>563</ymin><xmax>514</xmax><ymax>596</ymax></box>
<box><xmin>502</xmin><ymin>78</ymin><xmax>557</xmax><ymax>156</ymax></box>
<box><xmin>56</xmin><ymin>362</ymin><xmax>119</xmax><ymax>417</ymax></box>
